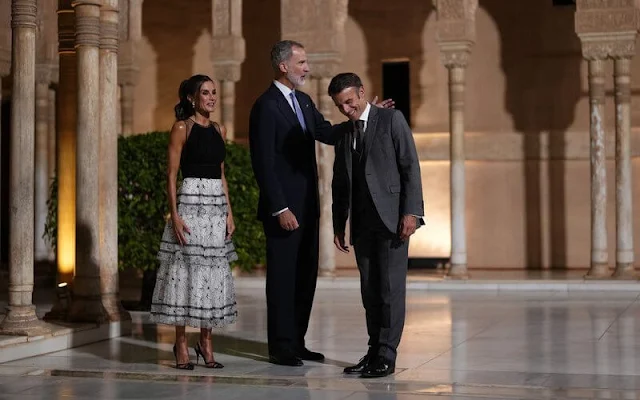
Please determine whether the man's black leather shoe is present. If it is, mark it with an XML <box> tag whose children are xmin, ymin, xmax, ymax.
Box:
<box><xmin>296</xmin><ymin>348</ymin><xmax>325</xmax><ymax>361</ymax></box>
<box><xmin>360</xmin><ymin>356</ymin><xmax>395</xmax><ymax>378</ymax></box>
<box><xmin>343</xmin><ymin>353</ymin><xmax>374</xmax><ymax>374</ymax></box>
<box><xmin>268</xmin><ymin>354</ymin><xmax>303</xmax><ymax>366</ymax></box>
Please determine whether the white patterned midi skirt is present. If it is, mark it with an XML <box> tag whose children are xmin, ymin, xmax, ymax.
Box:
<box><xmin>150</xmin><ymin>178</ymin><xmax>238</xmax><ymax>329</ymax></box>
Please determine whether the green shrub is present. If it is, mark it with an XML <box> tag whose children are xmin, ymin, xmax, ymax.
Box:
<box><xmin>44</xmin><ymin>131</ymin><xmax>265</xmax><ymax>273</ymax></box>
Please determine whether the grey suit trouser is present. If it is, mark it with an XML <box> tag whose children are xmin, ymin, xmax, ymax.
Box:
<box><xmin>353</xmin><ymin>220</ymin><xmax>409</xmax><ymax>362</ymax></box>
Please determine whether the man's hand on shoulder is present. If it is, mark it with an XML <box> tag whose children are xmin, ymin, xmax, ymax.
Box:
<box><xmin>371</xmin><ymin>96</ymin><xmax>395</xmax><ymax>109</ymax></box>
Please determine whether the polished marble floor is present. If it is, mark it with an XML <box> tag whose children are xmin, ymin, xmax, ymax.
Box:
<box><xmin>2</xmin><ymin>288</ymin><xmax>640</xmax><ymax>399</ymax></box>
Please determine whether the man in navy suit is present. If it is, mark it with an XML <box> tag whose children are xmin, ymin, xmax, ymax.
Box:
<box><xmin>250</xmin><ymin>40</ymin><xmax>392</xmax><ymax>366</ymax></box>
<box><xmin>249</xmin><ymin>40</ymin><xmax>335</xmax><ymax>366</ymax></box>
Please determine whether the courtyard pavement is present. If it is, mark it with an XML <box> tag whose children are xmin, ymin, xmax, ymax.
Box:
<box><xmin>2</xmin><ymin>286</ymin><xmax>640</xmax><ymax>399</ymax></box>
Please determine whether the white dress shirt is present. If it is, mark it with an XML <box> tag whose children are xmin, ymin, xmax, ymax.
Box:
<box><xmin>273</xmin><ymin>80</ymin><xmax>296</xmax><ymax>113</ymax></box>
<box><xmin>353</xmin><ymin>102</ymin><xmax>371</xmax><ymax>149</ymax></box>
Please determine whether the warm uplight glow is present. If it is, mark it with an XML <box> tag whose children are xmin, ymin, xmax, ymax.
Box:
<box><xmin>57</xmin><ymin>144</ymin><xmax>76</xmax><ymax>283</ymax></box>
<box><xmin>56</xmin><ymin>53</ymin><xmax>77</xmax><ymax>285</ymax></box>
<box><xmin>409</xmin><ymin>214</ymin><xmax>451</xmax><ymax>258</ymax></box>
<box><xmin>408</xmin><ymin>161</ymin><xmax>452</xmax><ymax>258</ymax></box>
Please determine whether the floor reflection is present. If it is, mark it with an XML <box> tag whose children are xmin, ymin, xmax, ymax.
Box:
<box><xmin>2</xmin><ymin>289</ymin><xmax>640</xmax><ymax>399</ymax></box>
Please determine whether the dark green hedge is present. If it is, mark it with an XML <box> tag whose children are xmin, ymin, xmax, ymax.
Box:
<box><xmin>44</xmin><ymin>131</ymin><xmax>265</xmax><ymax>272</ymax></box>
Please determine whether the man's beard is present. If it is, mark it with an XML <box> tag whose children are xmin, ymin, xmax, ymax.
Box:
<box><xmin>286</xmin><ymin>71</ymin><xmax>306</xmax><ymax>87</ymax></box>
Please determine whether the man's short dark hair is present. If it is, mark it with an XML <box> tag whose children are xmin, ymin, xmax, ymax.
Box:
<box><xmin>270</xmin><ymin>40</ymin><xmax>304</xmax><ymax>72</ymax></box>
<box><xmin>328</xmin><ymin>73</ymin><xmax>363</xmax><ymax>97</ymax></box>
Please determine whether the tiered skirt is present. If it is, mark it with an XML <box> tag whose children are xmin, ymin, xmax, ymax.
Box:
<box><xmin>150</xmin><ymin>178</ymin><xmax>238</xmax><ymax>329</ymax></box>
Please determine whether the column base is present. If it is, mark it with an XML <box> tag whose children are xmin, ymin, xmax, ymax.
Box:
<box><xmin>612</xmin><ymin>263</ymin><xmax>636</xmax><ymax>280</ymax></box>
<box><xmin>0</xmin><ymin>305</ymin><xmax>51</xmax><ymax>336</ymax></box>
<box><xmin>66</xmin><ymin>295</ymin><xmax>110</xmax><ymax>324</ymax></box>
<box><xmin>43</xmin><ymin>300</ymin><xmax>69</xmax><ymax>322</ymax></box>
<box><xmin>584</xmin><ymin>263</ymin><xmax>610</xmax><ymax>279</ymax></box>
<box><xmin>101</xmin><ymin>294</ymin><xmax>132</xmax><ymax>322</ymax></box>
<box><xmin>446</xmin><ymin>264</ymin><xmax>469</xmax><ymax>280</ymax></box>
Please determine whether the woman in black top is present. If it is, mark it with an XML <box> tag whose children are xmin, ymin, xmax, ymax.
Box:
<box><xmin>150</xmin><ymin>74</ymin><xmax>238</xmax><ymax>370</ymax></box>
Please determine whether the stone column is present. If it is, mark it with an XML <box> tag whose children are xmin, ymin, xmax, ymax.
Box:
<box><xmin>120</xmin><ymin>83</ymin><xmax>134</xmax><ymax>134</ymax></box>
<box><xmin>444</xmin><ymin>53</ymin><xmax>469</xmax><ymax>278</ymax></box>
<box><xmin>118</xmin><ymin>0</ymin><xmax>143</xmax><ymax>135</ymax></box>
<box><xmin>281</xmin><ymin>0</ymin><xmax>347</xmax><ymax>277</ymax></box>
<box><xmin>34</xmin><ymin>0</ymin><xmax>57</xmax><ymax>263</ymax></box>
<box><xmin>0</xmin><ymin>0</ymin><xmax>9</xmax><ymax>269</ymax></box>
<box><xmin>316</xmin><ymin>76</ymin><xmax>335</xmax><ymax>277</ymax></box>
<box><xmin>99</xmin><ymin>0</ymin><xmax>129</xmax><ymax>320</ymax></box>
<box><xmin>211</xmin><ymin>0</ymin><xmax>245</xmax><ymax>140</ymax></box>
<box><xmin>583</xmin><ymin>58</ymin><xmax>609</xmax><ymax>278</ymax></box>
<box><xmin>220</xmin><ymin>80</ymin><xmax>235</xmax><ymax>139</ymax></box>
<box><xmin>575</xmin><ymin>1</ymin><xmax>639</xmax><ymax>277</ymax></box>
<box><xmin>433</xmin><ymin>0</ymin><xmax>477</xmax><ymax>279</ymax></box>
<box><xmin>47</xmin><ymin>87</ymin><xmax>56</xmax><ymax>261</ymax></box>
<box><xmin>0</xmin><ymin>0</ymin><xmax>50</xmax><ymax>336</ymax></box>
<box><xmin>44</xmin><ymin>1</ymin><xmax>75</xmax><ymax>321</ymax></box>
<box><xmin>34</xmin><ymin>72</ymin><xmax>50</xmax><ymax>262</ymax></box>
<box><xmin>612</xmin><ymin>55</ymin><xmax>635</xmax><ymax>278</ymax></box>
<box><xmin>55</xmin><ymin>0</ymin><xmax>77</xmax><ymax>285</ymax></box>
<box><xmin>67</xmin><ymin>0</ymin><xmax>109</xmax><ymax>323</ymax></box>
<box><xmin>48</xmin><ymin>88</ymin><xmax>56</xmax><ymax>182</ymax></box>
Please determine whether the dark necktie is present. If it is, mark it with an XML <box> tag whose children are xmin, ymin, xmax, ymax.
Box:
<box><xmin>289</xmin><ymin>91</ymin><xmax>307</xmax><ymax>132</ymax></box>
<box><xmin>353</xmin><ymin>120</ymin><xmax>365</xmax><ymax>155</ymax></box>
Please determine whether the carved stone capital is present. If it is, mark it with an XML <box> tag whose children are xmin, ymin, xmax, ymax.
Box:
<box><xmin>35</xmin><ymin>63</ymin><xmax>52</xmax><ymax>83</ymax></box>
<box><xmin>307</xmin><ymin>52</ymin><xmax>342</xmax><ymax>79</ymax></box>
<box><xmin>211</xmin><ymin>36</ymin><xmax>246</xmax><ymax>64</ymax></box>
<box><xmin>436</xmin><ymin>19</ymin><xmax>476</xmax><ymax>44</ymax></box>
<box><xmin>438</xmin><ymin>42</ymin><xmax>473</xmax><ymax>68</ymax></box>
<box><xmin>432</xmin><ymin>0</ymin><xmax>478</xmax><ymax>21</ymax></box>
<box><xmin>579</xmin><ymin>33</ymin><xmax>637</xmax><ymax>59</ymax></box>
<box><xmin>100</xmin><ymin>1</ymin><xmax>118</xmax><ymax>51</ymax></box>
<box><xmin>433</xmin><ymin>0</ymin><xmax>477</xmax><ymax>47</ymax></box>
<box><xmin>100</xmin><ymin>19</ymin><xmax>118</xmax><ymax>51</ymax></box>
<box><xmin>117</xmin><ymin>63</ymin><xmax>139</xmax><ymax>85</ymax></box>
<box><xmin>12</xmin><ymin>0</ymin><xmax>37</xmax><ymax>29</ymax></box>
<box><xmin>212</xmin><ymin>62</ymin><xmax>242</xmax><ymax>82</ymax></box>
<box><xmin>73</xmin><ymin>2</ymin><xmax>101</xmax><ymax>48</ymax></box>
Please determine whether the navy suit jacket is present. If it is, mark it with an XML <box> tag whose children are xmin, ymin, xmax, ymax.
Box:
<box><xmin>249</xmin><ymin>83</ymin><xmax>336</xmax><ymax>222</ymax></box>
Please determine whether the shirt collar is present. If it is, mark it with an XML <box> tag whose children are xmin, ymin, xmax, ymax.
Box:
<box><xmin>358</xmin><ymin>102</ymin><xmax>371</xmax><ymax>124</ymax></box>
<box><xmin>273</xmin><ymin>80</ymin><xmax>294</xmax><ymax>99</ymax></box>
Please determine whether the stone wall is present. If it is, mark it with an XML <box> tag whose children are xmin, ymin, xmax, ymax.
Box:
<box><xmin>132</xmin><ymin>0</ymin><xmax>640</xmax><ymax>269</ymax></box>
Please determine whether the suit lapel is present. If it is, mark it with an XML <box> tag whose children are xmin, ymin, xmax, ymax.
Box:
<box><xmin>364</xmin><ymin>105</ymin><xmax>379</xmax><ymax>157</ymax></box>
<box><xmin>270</xmin><ymin>84</ymin><xmax>300</xmax><ymax>128</ymax></box>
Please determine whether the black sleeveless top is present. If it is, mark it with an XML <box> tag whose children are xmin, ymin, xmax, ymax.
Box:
<box><xmin>180</xmin><ymin>120</ymin><xmax>226</xmax><ymax>179</ymax></box>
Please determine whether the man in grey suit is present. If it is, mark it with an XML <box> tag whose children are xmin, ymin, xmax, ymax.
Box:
<box><xmin>329</xmin><ymin>72</ymin><xmax>424</xmax><ymax>378</ymax></box>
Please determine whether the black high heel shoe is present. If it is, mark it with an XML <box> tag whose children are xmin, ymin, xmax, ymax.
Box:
<box><xmin>194</xmin><ymin>342</ymin><xmax>224</xmax><ymax>368</ymax></box>
<box><xmin>172</xmin><ymin>344</ymin><xmax>195</xmax><ymax>370</ymax></box>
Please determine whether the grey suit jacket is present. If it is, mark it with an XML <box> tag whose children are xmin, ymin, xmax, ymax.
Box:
<box><xmin>332</xmin><ymin>106</ymin><xmax>424</xmax><ymax>242</ymax></box>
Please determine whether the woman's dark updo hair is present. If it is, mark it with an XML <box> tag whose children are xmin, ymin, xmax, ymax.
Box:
<box><xmin>174</xmin><ymin>74</ymin><xmax>214</xmax><ymax>121</ymax></box>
